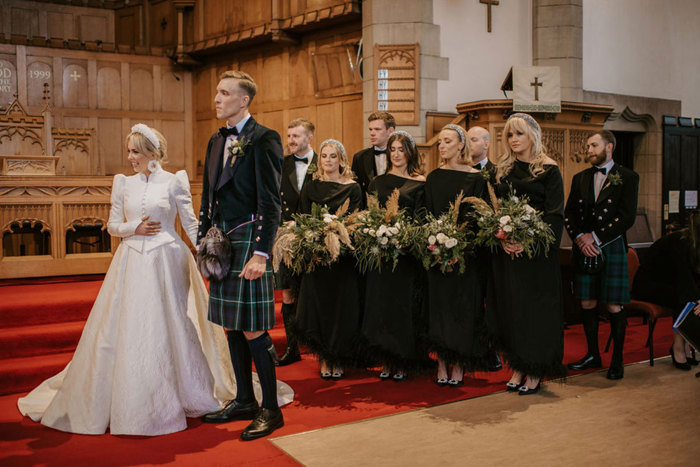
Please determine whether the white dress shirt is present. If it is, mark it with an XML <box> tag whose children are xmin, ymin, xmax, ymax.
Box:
<box><xmin>295</xmin><ymin>148</ymin><xmax>314</xmax><ymax>191</ymax></box>
<box><xmin>374</xmin><ymin>147</ymin><xmax>387</xmax><ymax>176</ymax></box>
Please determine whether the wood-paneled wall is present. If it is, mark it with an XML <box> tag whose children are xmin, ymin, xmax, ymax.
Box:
<box><xmin>0</xmin><ymin>43</ymin><xmax>193</xmax><ymax>176</ymax></box>
<box><xmin>192</xmin><ymin>23</ymin><xmax>363</xmax><ymax>174</ymax></box>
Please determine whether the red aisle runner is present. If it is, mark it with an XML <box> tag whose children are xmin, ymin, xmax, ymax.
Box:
<box><xmin>0</xmin><ymin>317</ymin><xmax>675</xmax><ymax>467</ymax></box>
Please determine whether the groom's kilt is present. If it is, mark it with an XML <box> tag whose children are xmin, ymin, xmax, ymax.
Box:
<box><xmin>208</xmin><ymin>220</ymin><xmax>276</xmax><ymax>331</ymax></box>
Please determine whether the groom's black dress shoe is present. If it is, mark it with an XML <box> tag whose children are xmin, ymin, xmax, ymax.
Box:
<box><xmin>201</xmin><ymin>399</ymin><xmax>259</xmax><ymax>423</ymax></box>
<box><xmin>240</xmin><ymin>408</ymin><xmax>284</xmax><ymax>441</ymax></box>
<box><xmin>567</xmin><ymin>354</ymin><xmax>602</xmax><ymax>371</ymax></box>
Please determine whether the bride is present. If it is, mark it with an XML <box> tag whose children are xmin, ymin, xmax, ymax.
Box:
<box><xmin>17</xmin><ymin>124</ymin><xmax>293</xmax><ymax>436</ymax></box>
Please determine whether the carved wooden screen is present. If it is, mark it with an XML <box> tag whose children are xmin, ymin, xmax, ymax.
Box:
<box><xmin>373</xmin><ymin>44</ymin><xmax>420</xmax><ymax>125</ymax></box>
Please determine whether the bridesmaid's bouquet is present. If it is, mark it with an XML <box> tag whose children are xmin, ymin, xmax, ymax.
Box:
<box><xmin>416</xmin><ymin>191</ymin><xmax>476</xmax><ymax>274</ymax></box>
<box><xmin>272</xmin><ymin>199</ymin><xmax>355</xmax><ymax>274</ymax></box>
<box><xmin>467</xmin><ymin>183</ymin><xmax>556</xmax><ymax>258</ymax></box>
<box><xmin>352</xmin><ymin>189</ymin><xmax>418</xmax><ymax>273</ymax></box>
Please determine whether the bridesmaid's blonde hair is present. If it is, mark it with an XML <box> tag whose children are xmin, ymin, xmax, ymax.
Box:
<box><xmin>494</xmin><ymin>113</ymin><xmax>548</xmax><ymax>182</ymax></box>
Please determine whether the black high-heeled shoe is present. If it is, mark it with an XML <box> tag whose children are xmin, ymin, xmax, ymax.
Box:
<box><xmin>518</xmin><ymin>381</ymin><xmax>541</xmax><ymax>396</ymax></box>
<box><xmin>436</xmin><ymin>377</ymin><xmax>449</xmax><ymax>386</ymax></box>
<box><xmin>670</xmin><ymin>346</ymin><xmax>691</xmax><ymax>371</ymax></box>
<box><xmin>686</xmin><ymin>347</ymin><xmax>698</xmax><ymax>366</ymax></box>
<box><xmin>448</xmin><ymin>378</ymin><xmax>464</xmax><ymax>387</ymax></box>
<box><xmin>505</xmin><ymin>381</ymin><xmax>522</xmax><ymax>392</ymax></box>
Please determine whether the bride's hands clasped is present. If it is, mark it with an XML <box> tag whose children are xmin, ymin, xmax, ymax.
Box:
<box><xmin>135</xmin><ymin>215</ymin><xmax>161</xmax><ymax>236</ymax></box>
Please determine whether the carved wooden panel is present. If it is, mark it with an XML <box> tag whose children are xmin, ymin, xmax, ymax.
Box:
<box><xmin>129</xmin><ymin>68</ymin><xmax>154</xmax><ymax>111</ymax></box>
<box><xmin>97</xmin><ymin>118</ymin><xmax>122</xmax><ymax>175</ymax></box>
<box><xmin>542</xmin><ymin>129</ymin><xmax>565</xmax><ymax>165</ymax></box>
<box><xmin>0</xmin><ymin>59</ymin><xmax>18</xmax><ymax>107</ymax></box>
<box><xmin>54</xmin><ymin>129</ymin><xmax>94</xmax><ymax>175</ymax></box>
<box><xmin>0</xmin><ymin>99</ymin><xmax>45</xmax><ymax>156</ymax></box>
<box><xmin>161</xmin><ymin>70</ymin><xmax>184</xmax><ymax>113</ymax></box>
<box><xmin>26</xmin><ymin>60</ymin><xmax>53</xmax><ymax>107</ymax></box>
<box><xmin>62</xmin><ymin>62</ymin><xmax>88</xmax><ymax>108</ymax></box>
<box><xmin>161</xmin><ymin>120</ymin><xmax>186</xmax><ymax>168</ymax></box>
<box><xmin>373</xmin><ymin>44</ymin><xmax>420</xmax><ymax>125</ymax></box>
<box><xmin>97</xmin><ymin>65</ymin><xmax>121</xmax><ymax>110</ymax></box>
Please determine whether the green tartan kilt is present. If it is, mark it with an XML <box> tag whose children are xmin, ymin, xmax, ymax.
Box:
<box><xmin>208</xmin><ymin>220</ymin><xmax>276</xmax><ymax>331</ymax></box>
<box><xmin>574</xmin><ymin>236</ymin><xmax>630</xmax><ymax>305</ymax></box>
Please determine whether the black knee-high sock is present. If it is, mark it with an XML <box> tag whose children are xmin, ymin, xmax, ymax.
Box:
<box><xmin>248</xmin><ymin>332</ymin><xmax>279</xmax><ymax>410</ymax></box>
<box><xmin>609</xmin><ymin>309</ymin><xmax>627</xmax><ymax>364</ymax></box>
<box><xmin>581</xmin><ymin>306</ymin><xmax>600</xmax><ymax>357</ymax></box>
<box><xmin>227</xmin><ymin>330</ymin><xmax>255</xmax><ymax>403</ymax></box>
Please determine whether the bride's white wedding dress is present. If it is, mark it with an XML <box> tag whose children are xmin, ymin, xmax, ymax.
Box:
<box><xmin>17</xmin><ymin>165</ymin><xmax>294</xmax><ymax>436</ymax></box>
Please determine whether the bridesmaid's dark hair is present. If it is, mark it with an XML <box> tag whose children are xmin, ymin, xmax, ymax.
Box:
<box><xmin>386</xmin><ymin>132</ymin><xmax>423</xmax><ymax>176</ymax></box>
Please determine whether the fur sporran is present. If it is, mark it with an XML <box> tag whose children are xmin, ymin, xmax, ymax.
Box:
<box><xmin>197</xmin><ymin>226</ymin><xmax>232</xmax><ymax>281</ymax></box>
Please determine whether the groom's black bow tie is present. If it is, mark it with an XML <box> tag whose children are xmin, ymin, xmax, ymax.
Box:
<box><xmin>374</xmin><ymin>148</ymin><xmax>387</xmax><ymax>155</ymax></box>
<box><xmin>219</xmin><ymin>126</ymin><xmax>239</xmax><ymax>138</ymax></box>
<box><xmin>294</xmin><ymin>155</ymin><xmax>309</xmax><ymax>164</ymax></box>
<box><xmin>593</xmin><ymin>166</ymin><xmax>607</xmax><ymax>175</ymax></box>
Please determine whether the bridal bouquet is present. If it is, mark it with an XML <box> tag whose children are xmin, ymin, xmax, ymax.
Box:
<box><xmin>467</xmin><ymin>183</ymin><xmax>556</xmax><ymax>258</ymax></box>
<box><xmin>272</xmin><ymin>199</ymin><xmax>356</xmax><ymax>274</ymax></box>
<box><xmin>352</xmin><ymin>189</ymin><xmax>419</xmax><ymax>273</ymax></box>
<box><xmin>416</xmin><ymin>191</ymin><xmax>476</xmax><ymax>274</ymax></box>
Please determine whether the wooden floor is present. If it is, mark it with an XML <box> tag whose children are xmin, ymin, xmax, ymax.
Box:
<box><xmin>272</xmin><ymin>358</ymin><xmax>700</xmax><ymax>466</ymax></box>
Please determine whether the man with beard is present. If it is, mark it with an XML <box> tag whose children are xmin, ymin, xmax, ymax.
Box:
<box><xmin>351</xmin><ymin>111</ymin><xmax>396</xmax><ymax>197</ymax></box>
<box><xmin>565</xmin><ymin>130</ymin><xmax>639</xmax><ymax>380</ymax></box>
<box><xmin>275</xmin><ymin>118</ymin><xmax>317</xmax><ymax>366</ymax></box>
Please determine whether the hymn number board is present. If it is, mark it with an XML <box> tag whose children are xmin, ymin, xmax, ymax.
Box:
<box><xmin>374</xmin><ymin>44</ymin><xmax>420</xmax><ymax>125</ymax></box>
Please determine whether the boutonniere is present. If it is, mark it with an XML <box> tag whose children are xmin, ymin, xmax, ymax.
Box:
<box><xmin>228</xmin><ymin>137</ymin><xmax>250</xmax><ymax>167</ymax></box>
<box><xmin>607</xmin><ymin>172</ymin><xmax>622</xmax><ymax>186</ymax></box>
<box><xmin>306</xmin><ymin>162</ymin><xmax>318</xmax><ymax>175</ymax></box>
<box><xmin>480</xmin><ymin>164</ymin><xmax>494</xmax><ymax>181</ymax></box>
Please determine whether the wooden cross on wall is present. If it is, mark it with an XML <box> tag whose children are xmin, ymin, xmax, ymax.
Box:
<box><xmin>480</xmin><ymin>0</ymin><xmax>499</xmax><ymax>33</ymax></box>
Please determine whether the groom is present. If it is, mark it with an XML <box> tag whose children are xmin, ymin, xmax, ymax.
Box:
<box><xmin>197</xmin><ymin>70</ymin><xmax>284</xmax><ymax>440</ymax></box>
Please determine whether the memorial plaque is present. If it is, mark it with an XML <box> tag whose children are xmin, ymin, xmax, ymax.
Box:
<box><xmin>27</xmin><ymin>61</ymin><xmax>53</xmax><ymax>107</ymax></box>
<box><xmin>373</xmin><ymin>44</ymin><xmax>420</xmax><ymax>125</ymax></box>
<box><xmin>0</xmin><ymin>60</ymin><xmax>18</xmax><ymax>107</ymax></box>
<box><xmin>63</xmin><ymin>63</ymin><xmax>88</xmax><ymax>108</ymax></box>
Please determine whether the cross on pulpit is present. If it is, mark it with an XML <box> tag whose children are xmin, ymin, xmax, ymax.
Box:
<box><xmin>530</xmin><ymin>76</ymin><xmax>543</xmax><ymax>101</ymax></box>
<box><xmin>70</xmin><ymin>71</ymin><xmax>81</xmax><ymax>82</ymax></box>
<box><xmin>479</xmin><ymin>0</ymin><xmax>499</xmax><ymax>33</ymax></box>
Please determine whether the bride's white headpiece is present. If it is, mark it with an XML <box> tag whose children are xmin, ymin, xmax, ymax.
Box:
<box><xmin>131</xmin><ymin>123</ymin><xmax>161</xmax><ymax>150</ymax></box>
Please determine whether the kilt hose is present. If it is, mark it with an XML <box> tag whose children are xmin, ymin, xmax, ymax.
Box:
<box><xmin>208</xmin><ymin>220</ymin><xmax>276</xmax><ymax>331</ymax></box>
<box><xmin>574</xmin><ymin>236</ymin><xmax>631</xmax><ymax>305</ymax></box>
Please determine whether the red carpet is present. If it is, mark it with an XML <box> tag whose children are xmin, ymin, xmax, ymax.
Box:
<box><xmin>0</xmin><ymin>278</ymin><xmax>677</xmax><ymax>466</ymax></box>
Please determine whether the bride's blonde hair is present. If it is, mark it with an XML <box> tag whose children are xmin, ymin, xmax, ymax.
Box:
<box><xmin>494</xmin><ymin>113</ymin><xmax>548</xmax><ymax>182</ymax></box>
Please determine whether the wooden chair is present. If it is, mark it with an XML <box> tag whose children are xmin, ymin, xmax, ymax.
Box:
<box><xmin>606</xmin><ymin>247</ymin><xmax>674</xmax><ymax>366</ymax></box>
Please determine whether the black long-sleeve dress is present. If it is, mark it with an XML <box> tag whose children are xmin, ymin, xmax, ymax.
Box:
<box><xmin>632</xmin><ymin>231</ymin><xmax>699</xmax><ymax>317</ymax></box>
<box><xmin>424</xmin><ymin>168</ymin><xmax>491</xmax><ymax>371</ymax></box>
<box><xmin>487</xmin><ymin>160</ymin><xmax>566</xmax><ymax>378</ymax></box>
<box><xmin>360</xmin><ymin>174</ymin><xmax>430</xmax><ymax>371</ymax></box>
<box><xmin>294</xmin><ymin>179</ymin><xmax>363</xmax><ymax>367</ymax></box>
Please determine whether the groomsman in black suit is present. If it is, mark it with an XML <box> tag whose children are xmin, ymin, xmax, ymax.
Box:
<box><xmin>467</xmin><ymin>126</ymin><xmax>494</xmax><ymax>173</ymax></box>
<box><xmin>565</xmin><ymin>130</ymin><xmax>639</xmax><ymax>380</ymax></box>
<box><xmin>351</xmin><ymin>111</ymin><xmax>396</xmax><ymax>196</ymax></box>
<box><xmin>275</xmin><ymin>118</ymin><xmax>317</xmax><ymax>366</ymax></box>
<box><xmin>197</xmin><ymin>71</ymin><xmax>285</xmax><ymax>440</ymax></box>
<box><xmin>468</xmin><ymin>125</ymin><xmax>501</xmax><ymax>371</ymax></box>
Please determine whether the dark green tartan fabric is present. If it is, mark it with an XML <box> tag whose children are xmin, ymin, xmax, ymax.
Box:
<box><xmin>574</xmin><ymin>236</ymin><xmax>630</xmax><ymax>304</ymax></box>
<box><xmin>208</xmin><ymin>220</ymin><xmax>276</xmax><ymax>331</ymax></box>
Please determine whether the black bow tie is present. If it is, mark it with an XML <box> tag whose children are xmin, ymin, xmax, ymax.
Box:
<box><xmin>219</xmin><ymin>126</ymin><xmax>239</xmax><ymax>138</ymax></box>
<box><xmin>294</xmin><ymin>155</ymin><xmax>309</xmax><ymax>164</ymax></box>
<box><xmin>593</xmin><ymin>166</ymin><xmax>607</xmax><ymax>175</ymax></box>
<box><xmin>374</xmin><ymin>148</ymin><xmax>387</xmax><ymax>155</ymax></box>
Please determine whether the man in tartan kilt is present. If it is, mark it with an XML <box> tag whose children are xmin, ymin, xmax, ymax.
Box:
<box><xmin>565</xmin><ymin>130</ymin><xmax>639</xmax><ymax>380</ymax></box>
<box><xmin>197</xmin><ymin>71</ymin><xmax>285</xmax><ymax>440</ymax></box>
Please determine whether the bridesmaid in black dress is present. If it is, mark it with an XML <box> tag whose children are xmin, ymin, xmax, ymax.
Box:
<box><xmin>488</xmin><ymin>113</ymin><xmax>566</xmax><ymax>395</ymax></box>
<box><xmin>425</xmin><ymin>124</ymin><xmax>490</xmax><ymax>387</ymax></box>
<box><xmin>295</xmin><ymin>139</ymin><xmax>363</xmax><ymax>380</ymax></box>
<box><xmin>361</xmin><ymin>131</ymin><xmax>428</xmax><ymax>381</ymax></box>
